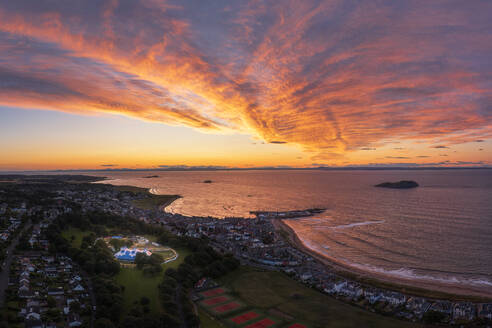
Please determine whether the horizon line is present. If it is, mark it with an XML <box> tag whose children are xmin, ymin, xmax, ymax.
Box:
<box><xmin>1</xmin><ymin>166</ymin><xmax>491</xmax><ymax>174</ymax></box>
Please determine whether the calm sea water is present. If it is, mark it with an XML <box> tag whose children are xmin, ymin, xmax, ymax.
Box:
<box><xmin>94</xmin><ymin>169</ymin><xmax>492</xmax><ymax>289</ymax></box>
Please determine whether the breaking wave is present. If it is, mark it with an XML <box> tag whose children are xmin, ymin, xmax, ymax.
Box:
<box><xmin>348</xmin><ymin>262</ymin><xmax>492</xmax><ymax>288</ymax></box>
<box><xmin>296</xmin><ymin>233</ymin><xmax>492</xmax><ymax>289</ymax></box>
<box><xmin>331</xmin><ymin>220</ymin><xmax>385</xmax><ymax>229</ymax></box>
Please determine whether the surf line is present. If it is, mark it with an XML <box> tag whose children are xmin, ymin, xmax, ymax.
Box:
<box><xmin>331</xmin><ymin>220</ymin><xmax>385</xmax><ymax>229</ymax></box>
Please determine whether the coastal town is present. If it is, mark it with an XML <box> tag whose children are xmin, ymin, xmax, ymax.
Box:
<box><xmin>158</xmin><ymin>213</ymin><xmax>491</xmax><ymax>325</ymax></box>
<box><xmin>0</xmin><ymin>177</ymin><xmax>491</xmax><ymax>327</ymax></box>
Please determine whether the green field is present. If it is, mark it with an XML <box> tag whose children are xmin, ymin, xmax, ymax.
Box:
<box><xmin>162</xmin><ymin>247</ymin><xmax>189</xmax><ymax>269</ymax></box>
<box><xmin>60</xmin><ymin>226</ymin><xmax>190</xmax><ymax>316</ymax></box>
<box><xmin>111</xmin><ymin>185</ymin><xmax>180</xmax><ymax>210</ymax></box>
<box><xmin>115</xmin><ymin>247</ymin><xmax>190</xmax><ymax>315</ymax></box>
<box><xmin>153</xmin><ymin>248</ymin><xmax>176</xmax><ymax>261</ymax></box>
<box><xmin>61</xmin><ymin>227</ymin><xmax>92</xmax><ymax>248</ymax></box>
<box><xmin>113</xmin><ymin>185</ymin><xmax>150</xmax><ymax>193</ymax></box>
<box><xmin>115</xmin><ymin>266</ymin><xmax>163</xmax><ymax>314</ymax></box>
<box><xmin>199</xmin><ymin>308</ymin><xmax>225</xmax><ymax>328</ymax></box>
<box><xmin>219</xmin><ymin>267</ymin><xmax>422</xmax><ymax>328</ymax></box>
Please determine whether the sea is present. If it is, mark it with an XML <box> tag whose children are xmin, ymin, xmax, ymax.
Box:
<box><xmin>90</xmin><ymin>169</ymin><xmax>492</xmax><ymax>291</ymax></box>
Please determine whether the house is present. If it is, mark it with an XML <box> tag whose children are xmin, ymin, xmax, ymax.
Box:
<box><xmin>47</xmin><ymin>287</ymin><xmax>64</xmax><ymax>296</ymax></box>
<box><xmin>430</xmin><ymin>301</ymin><xmax>453</xmax><ymax>316</ymax></box>
<box><xmin>477</xmin><ymin>303</ymin><xmax>492</xmax><ymax>319</ymax></box>
<box><xmin>24</xmin><ymin>317</ymin><xmax>43</xmax><ymax>328</ymax></box>
<box><xmin>68</xmin><ymin>313</ymin><xmax>82</xmax><ymax>327</ymax></box>
<box><xmin>382</xmin><ymin>292</ymin><xmax>406</xmax><ymax>306</ymax></box>
<box><xmin>300</xmin><ymin>273</ymin><xmax>313</xmax><ymax>281</ymax></box>
<box><xmin>44</xmin><ymin>266</ymin><xmax>58</xmax><ymax>278</ymax></box>
<box><xmin>453</xmin><ymin>302</ymin><xmax>476</xmax><ymax>321</ymax></box>
<box><xmin>332</xmin><ymin>281</ymin><xmax>347</xmax><ymax>293</ymax></box>
<box><xmin>364</xmin><ymin>290</ymin><xmax>382</xmax><ymax>304</ymax></box>
<box><xmin>26</xmin><ymin>311</ymin><xmax>41</xmax><ymax>320</ymax></box>
<box><xmin>18</xmin><ymin>289</ymin><xmax>35</xmax><ymax>298</ymax></box>
<box><xmin>73</xmin><ymin>284</ymin><xmax>85</xmax><ymax>292</ymax></box>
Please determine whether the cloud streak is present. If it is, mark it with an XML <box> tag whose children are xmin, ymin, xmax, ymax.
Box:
<box><xmin>0</xmin><ymin>0</ymin><xmax>491</xmax><ymax>159</ymax></box>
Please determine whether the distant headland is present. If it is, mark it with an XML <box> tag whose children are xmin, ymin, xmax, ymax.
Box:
<box><xmin>375</xmin><ymin>180</ymin><xmax>419</xmax><ymax>189</ymax></box>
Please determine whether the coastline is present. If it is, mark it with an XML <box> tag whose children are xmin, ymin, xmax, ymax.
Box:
<box><xmin>97</xmin><ymin>177</ymin><xmax>492</xmax><ymax>302</ymax></box>
<box><xmin>272</xmin><ymin>219</ymin><xmax>492</xmax><ymax>302</ymax></box>
<box><xmin>100</xmin><ymin>182</ymin><xmax>181</xmax><ymax>211</ymax></box>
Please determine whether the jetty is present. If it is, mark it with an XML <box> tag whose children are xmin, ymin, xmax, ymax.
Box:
<box><xmin>250</xmin><ymin>208</ymin><xmax>326</xmax><ymax>219</ymax></box>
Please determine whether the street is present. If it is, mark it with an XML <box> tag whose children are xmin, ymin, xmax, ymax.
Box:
<box><xmin>0</xmin><ymin>220</ymin><xmax>32</xmax><ymax>307</ymax></box>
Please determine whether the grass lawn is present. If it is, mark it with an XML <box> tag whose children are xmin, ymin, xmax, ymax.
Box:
<box><xmin>114</xmin><ymin>247</ymin><xmax>191</xmax><ymax>315</ymax></box>
<box><xmin>112</xmin><ymin>185</ymin><xmax>180</xmax><ymax>210</ymax></box>
<box><xmin>113</xmin><ymin>185</ymin><xmax>150</xmax><ymax>193</ymax></box>
<box><xmin>61</xmin><ymin>227</ymin><xmax>92</xmax><ymax>248</ymax></box>
<box><xmin>161</xmin><ymin>247</ymin><xmax>189</xmax><ymax>269</ymax></box>
<box><xmin>115</xmin><ymin>266</ymin><xmax>163</xmax><ymax>314</ymax></box>
<box><xmin>219</xmin><ymin>267</ymin><xmax>423</xmax><ymax>328</ymax></box>
<box><xmin>153</xmin><ymin>248</ymin><xmax>176</xmax><ymax>261</ymax></box>
<box><xmin>199</xmin><ymin>308</ymin><xmax>225</xmax><ymax>328</ymax></box>
<box><xmin>60</xmin><ymin>223</ymin><xmax>191</xmax><ymax>316</ymax></box>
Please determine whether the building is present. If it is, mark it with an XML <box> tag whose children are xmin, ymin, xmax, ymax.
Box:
<box><xmin>114</xmin><ymin>247</ymin><xmax>152</xmax><ymax>262</ymax></box>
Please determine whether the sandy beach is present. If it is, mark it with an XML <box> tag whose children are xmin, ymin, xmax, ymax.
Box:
<box><xmin>272</xmin><ymin>219</ymin><xmax>492</xmax><ymax>301</ymax></box>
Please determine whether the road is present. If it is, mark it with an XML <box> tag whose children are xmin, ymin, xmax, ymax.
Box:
<box><xmin>0</xmin><ymin>220</ymin><xmax>32</xmax><ymax>308</ymax></box>
<box><xmin>79</xmin><ymin>268</ymin><xmax>96</xmax><ymax>328</ymax></box>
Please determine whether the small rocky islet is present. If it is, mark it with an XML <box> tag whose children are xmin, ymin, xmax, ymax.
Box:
<box><xmin>375</xmin><ymin>180</ymin><xmax>419</xmax><ymax>189</ymax></box>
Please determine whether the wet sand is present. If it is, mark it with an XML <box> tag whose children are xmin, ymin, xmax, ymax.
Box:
<box><xmin>272</xmin><ymin>219</ymin><xmax>492</xmax><ymax>301</ymax></box>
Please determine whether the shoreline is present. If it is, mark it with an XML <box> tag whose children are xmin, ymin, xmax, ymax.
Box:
<box><xmin>98</xmin><ymin>177</ymin><xmax>492</xmax><ymax>302</ymax></box>
<box><xmin>272</xmin><ymin>219</ymin><xmax>492</xmax><ymax>302</ymax></box>
<box><xmin>96</xmin><ymin>182</ymin><xmax>182</xmax><ymax>211</ymax></box>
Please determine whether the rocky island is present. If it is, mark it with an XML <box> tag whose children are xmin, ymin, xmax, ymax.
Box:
<box><xmin>375</xmin><ymin>180</ymin><xmax>419</xmax><ymax>189</ymax></box>
<box><xmin>203</xmin><ymin>180</ymin><xmax>213</xmax><ymax>183</ymax></box>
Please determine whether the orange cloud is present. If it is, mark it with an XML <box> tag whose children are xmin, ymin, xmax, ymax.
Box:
<box><xmin>0</xmin><ymin>0</ymin><xmax>490</xmax><ymax>161</ymax></box>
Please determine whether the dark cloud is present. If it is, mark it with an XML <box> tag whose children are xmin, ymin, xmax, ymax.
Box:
<box><xmin>157</xmin><ymin>165</ymin><xmax>229</xmax><ymax>170</ymax></box>
<box><xmin>432</xmin><ymin>145</ymin><xmax>449</xmax><ymax>149</ymax></box>
<box><xmin>361</xmin><ymin>147</ymin><xmax>376</xmax><ymax>150</ymax></box>
<box><xmin>385</xmin><ymin>156</ymin><xmax>410</xmax><ymax>159</ymax></box>
<box><xmin>0</xmin><ymin>68</ymin><xmax>82</xmax><ymax>97</ymax></box>
<box><xmin>100</xmin><ymin>164</ymin><xmax>117</xmax><ymax>167</ymax></box>
<box><xmin>269</xmin><ymin>141</ymin><xmax>287</xmax><ymax>144</ymax></box>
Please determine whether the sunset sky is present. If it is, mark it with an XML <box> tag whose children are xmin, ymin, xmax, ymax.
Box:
<box><xmin>0</xmin><ymin>0</ymin><xmax>491</xmax><ymax>170</ymax></box>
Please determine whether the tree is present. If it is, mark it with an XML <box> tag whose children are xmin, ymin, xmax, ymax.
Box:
<box><xmin>135</xmin><ymin>252</ymin><xmax>148</xmax><ymax>270</ymax></box>
<box><xmin>160</xmin><ymin>313</ymin><xmax>182</xmax><ymax>328</ymax></box>
<box><xmin>47</xmin><ymin>296</ymin><xmax>56</xmax><ymax>308</ymax></box>
<box><xmin>95</xmin><ymin>318</ymin><xmax>115</xmax><ymax>328</ymax></box>
<box><xmin>70</xmin><ymin>301</ymin><xmax>81</xmax><ymax>313</ymax></box>
<box><xmin>165</xmin><ymin>268</ymin><xmax>178</xmax><ymax>280</ymax></box>
<box><xmin>140</xmin><ymin>296</ymin><xmax>150</xmax><ymax>306</ymax></box>
<box><xmin>423</xmin><ymin>310</ymin><xmax>446</xmax><ymax>324</ymax></box>
<box><xmin>149</xmin><ymin>253</ymin><xmax>163</xmax><ymax>265</ymax></box>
